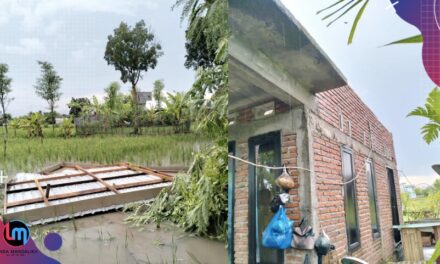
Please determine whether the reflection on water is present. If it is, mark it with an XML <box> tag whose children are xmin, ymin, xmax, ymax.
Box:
<box><xmin>32</xmin><ymin>212</ymin><xmax>226</xmax><ymax>264</ymax></box>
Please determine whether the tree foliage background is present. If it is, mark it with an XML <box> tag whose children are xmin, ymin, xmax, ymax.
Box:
<box><xmin>126</xmin><ymin>0</ymin><xmax>228</xmax><ymax>240</ymax></box>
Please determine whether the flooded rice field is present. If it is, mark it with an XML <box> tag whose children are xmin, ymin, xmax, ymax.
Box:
<box><xmin>32</xmin><ymin>211</ymin><xmax>226</xmax><ymax>264</ymax></box>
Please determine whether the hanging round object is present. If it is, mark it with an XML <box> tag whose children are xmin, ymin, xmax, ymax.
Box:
<box><xmin>276</xmin><ymin>166</ymin><xmax>295</xmax><ymax>190</ymax></box>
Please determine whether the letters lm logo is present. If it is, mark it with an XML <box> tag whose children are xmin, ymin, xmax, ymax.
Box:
<box><xmin>3</xmin><ymin>220</ymin><xmax>30</xmax><ymax>247</ymax></box>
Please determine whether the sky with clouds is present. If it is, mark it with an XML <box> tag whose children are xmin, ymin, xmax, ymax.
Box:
<box><xmin>282</xmin><ymin>0</ymin><xmax>440</xmax><ymax>182</ymax></box>
<box><xmin>1</xmin><ymin>0</ymin><xmax>439</xmax><ymax>182</ymax></box>
<box><xmin>0</xmin><ymin>0</ymin><xmax>194</xmax><ymax>116</ymax></box>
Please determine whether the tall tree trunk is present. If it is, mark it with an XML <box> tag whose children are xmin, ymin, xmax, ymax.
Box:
<box><xmin>1</xmin><ymin>102</ymin><xmax>7</xmax><ymax>159</ymax></box>
<box><xmin>2</xmin><ymin>102</ymin><xmax>8</xmax><ymax>137</ymax></box>
<box><xmin>131</xmin><ymin>83</ymin><xmax>139</xmax><ymax>135</ymax></box>
<box><xmin>50</xmin><ymin>103</ymin><xmax>55</xmax><ymax>134</ymax></box>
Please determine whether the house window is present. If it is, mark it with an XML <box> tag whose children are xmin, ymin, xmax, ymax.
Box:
<box><xmin>248</xmin><ymin>132</ymin><xmax>283</xmax><ymax>264</ymax></box>
<box><xmin>366</xmin><ymin>160</ymin><xmax>380</xmax><ymax>238</ymax></box>
<box><xmin>341</xmin><ymin>147</ymin><xmax>360</xmax><ymax>250</ymax></box>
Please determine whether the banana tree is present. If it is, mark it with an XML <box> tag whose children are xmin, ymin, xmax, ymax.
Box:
<box><xmin>164</xmin><ymin>92</ymin><xmax>190</xmax><ymax>133</ymax></box>
<box><xmin>9</xmin><ymin>119</ymin><xmax>19</xmax><ymax>137</ymax></box>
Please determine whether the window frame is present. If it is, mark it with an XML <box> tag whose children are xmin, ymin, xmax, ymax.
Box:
<box><xmin>228</xmin><ymin>141</ymin><xmax>236</xmax><ymax>264</ymax></box>
<box><xmin>341</xmin><ymin>146</ymin><xmax>361</xmax><ymax>251</ymax></box>
<box><xmin>365</xmin><ymin>159</ymin><xmax>381</xmax><ymax>239</ymax></box>
<box><xmin>248</xmin><ymin>131</ymin><xmax>283</xmax><ymax>264</ymax></box>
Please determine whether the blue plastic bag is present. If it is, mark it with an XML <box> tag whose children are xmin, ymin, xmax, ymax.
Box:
<box><xmin>262</xmin><ymin>205</ymin><xmax>293</xmax><ymax>249</ymax></box>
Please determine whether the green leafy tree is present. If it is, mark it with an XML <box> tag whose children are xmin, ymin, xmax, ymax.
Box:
<box><xmin>61</xmin><ymin>117</ymin><xmax>74</xmax><ymax>138</ymax></box>
<box><xmin>104</xmin><ymin>82</ymin><xmax>126</xmax><ymax>128</ymax></box>
<box><xmin>104</xmin><ymin>82</ymin><xmax>122</xmax><ymax>111</ymax></box>
<box><xmin>9</xmin><ymin>119</ymin><xmax>18</xmax><ymax>137</ymax></box>
<box><xmin>104</xmin><ymin>20</ymin><xmax>163</xmax><ymax>134</ymax></box>
<box><xmin>127</xmin><ymin>0</ymin><xmax>229</xmax><ymax>240</ymax></box>
<box><xmin>153</xmin><ymin>80</ymin><xmax>165</xmax><ymax>110</ymax></box>
<box><xmin>433</xmin><ymin>179</ymin><xmax>440</xmax><ymax>192</ymax></box>
<box><xmin>145</xmin><ymin>108</ymin><xmax>157</xmax><ymax>126</ymax></box>
<box><xmin>35</xmin><ymin>61</ymin><xmax>62</xmax><ymax>132</ymax></box>
<box><xmin>24</xmin><ymin>112</ymin><xmax>45</xmax><ymax>143</ymax></box>
<box><xmin>0</xmin><ymin>64</ymin><xmax>13</xmax><ymax>158</ymax></box>
<box><xmin>0</xmin><ymin>64</ymin><xmax>12</xmax><ymax>134</ymax></box>
<box><xmin>174</xmin><ymin>0</ymin><xmax>226</xmax><ymax>69</ymax></box>
<box><xmin>68</xmin><ymin>97</ymin><xmax>91</xmax><ymax>118</ymax></box>
<box><xmin>408</xmin><ymin>88</ymin><xmax>440</xmax><ymax>144</ymax></box>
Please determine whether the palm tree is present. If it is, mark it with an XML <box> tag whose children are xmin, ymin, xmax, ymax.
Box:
<box><xmin>164</xmin><ymin>92</ymin><xmax>190</xmax><ymax>133</ymax></box>
<box><xmin>317</xmin><ymin>0</ymin><xmax>370</xmax><ymax>44</ymax></box>
<box><xmin>318</xmin><ymin>0</ymin><xmax>422</xmax><ymax>45</ymax></box>
<box><xmin>408</xmin><ymin>87</ymin><xmax>440</xmax><ymax>144</ymax></box>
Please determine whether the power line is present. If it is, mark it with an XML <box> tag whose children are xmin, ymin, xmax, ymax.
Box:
<box><xmin>229</xmin><ymin>148</ymin><xmax>373</xmax><ymax>186</ymax></box>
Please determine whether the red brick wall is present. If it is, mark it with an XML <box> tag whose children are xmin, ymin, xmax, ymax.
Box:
<box><xmin>233</xmin><ymin>131</ymin><xmax>301</xmax><ymax>264</ymax></box>
<box><xmin>234</xmin><ymin>140</ymin><xmax>250</xmax><ymax>264</ymax></box>
<box><xmin>231</xmin><ymin>86</ymin><xmax>401</xmax><ymax>263</ymax></box>
<box><xmin>313</xmin><ymin>86</ymin><xmax>401</xmax><ymax>263</ymax></box>
<box><xmin>282</xmin><ymin>132</ymin><xmax>304</xmax><ymax>263</ymax></box>
<box><xmin>315</xmin><ymin>86</ymin><xmax>396</xmax><ymax>162</ymax></box>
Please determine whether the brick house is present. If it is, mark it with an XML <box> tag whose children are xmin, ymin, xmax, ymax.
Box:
<box><xmin>228</xmin><ymin>0</ymin><xmax>403</xmax><ymax>263</ymax></box>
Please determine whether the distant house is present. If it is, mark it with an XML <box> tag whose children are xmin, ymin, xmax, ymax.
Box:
<box><xmin>145</xmin><ymin>90</ymin><xmax>175</xmax><ymax>110</ymax></box>
<box><xmin>136</xmin><ymin>91</ymin><xmax>152</xmax><ymax>107</ymax></box>
<box><xmin>55</xmin><ymin>118</ymin><xmax>66</xmax><ymax>125</ymax></box>
<box><xmin>401</xmin><ymin>183</ymin><xmax>417</xmax><ymax>199</ymax></box>
<box><xmin>228</xmin><ymin>0</ymin><xmax>402</xmax><ymax>263</ymax></box>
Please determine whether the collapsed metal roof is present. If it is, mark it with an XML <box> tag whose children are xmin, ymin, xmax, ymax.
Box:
<box><xmin>3</xmin><ymin>162</ymin><xmax>180</xmax><ymax>225</ymax></box>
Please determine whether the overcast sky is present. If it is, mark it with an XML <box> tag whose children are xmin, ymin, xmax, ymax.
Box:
<box><xmin>282</xmin><ymin>0</ymin><xmax>440</xmax><ymax>182</ymax></box>
<box><xmin>0</xmin><ymin>0</ymin><xmax>194</xmax><ymax>116</ymax></box>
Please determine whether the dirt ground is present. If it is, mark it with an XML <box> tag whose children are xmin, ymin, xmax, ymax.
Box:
<box><xmin>32</xmin><ymin>211</ymin><xmax>227</xmax><ymax>264</ymax></box>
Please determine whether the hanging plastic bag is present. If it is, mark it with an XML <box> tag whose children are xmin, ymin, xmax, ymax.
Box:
<box><xmin>262</xmin><ymin>206</ymin><xmax>293</xmax><ymax>249</ymax></box>
<box><xmin>270</xmin><ymin>193</ymin><xmax>290</xmax><ymax>213</ymax></box>
<box><xmin>292</xmin><ymin>225</ymin><xmax>315</xmax><ymax>250</ymax></box>
<box><xmin>270</xmin><ymin>195</ymin><xmax>283</xmax><ymax>213</ymax></box>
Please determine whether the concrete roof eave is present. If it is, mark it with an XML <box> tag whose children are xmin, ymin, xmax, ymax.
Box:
<box><xmin>433</xmin><ymin>164</ymin><xmax>440</xmax><ymax>176</ymax></box>
<box><xmin>230</xmin><ymin>0</ymin><xmax>347</xmax><ymax>95</ymax></box>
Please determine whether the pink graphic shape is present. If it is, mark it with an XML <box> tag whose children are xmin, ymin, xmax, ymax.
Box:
<box><xmin>391</xmin><ymin>0</ymin><xmax>440</xmax><ymax>86</ymax></box>
<box><xmin>0</xmin><ymin>220</ymin><xmax>60</xmax><ymax>264</ymax></box>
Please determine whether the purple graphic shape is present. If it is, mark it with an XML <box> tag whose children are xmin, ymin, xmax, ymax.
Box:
<box><xmin>391</xmin><ymin>0</ymin><xmax>440</xmax><ymax>86</ymax></box>
<box><xmin>44</xmin><ymin>233</ymin><xmax>62</xmax><ymax>252</ymax></box>
<box><xmin>0</xmin><ymin>220</ymin><xmax>60</xmax><ymax>264</ymax></box>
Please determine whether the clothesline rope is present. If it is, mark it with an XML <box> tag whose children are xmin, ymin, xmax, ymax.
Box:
<box><xmin>228</xmin><ymin>148</ymin><xmax>373</xmax><ymax>186</ymax></box>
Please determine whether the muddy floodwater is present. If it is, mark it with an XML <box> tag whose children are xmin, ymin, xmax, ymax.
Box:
<box><xmin>32</xmin><ymin>211</ymin><xmax>227</xmax><ymax>264</ymax></box>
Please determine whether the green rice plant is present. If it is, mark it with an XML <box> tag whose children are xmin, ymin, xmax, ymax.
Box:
<box><xmin>0</xmin><ymin>132</ymin><xmax>206</xmax><ymax>175</ymax></box>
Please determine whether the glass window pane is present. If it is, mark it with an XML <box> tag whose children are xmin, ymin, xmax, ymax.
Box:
<box><xmin>342</xmin><ymin>150</ymin><xmax>360</xmax><ymax>248</ymax></box>
<box><xmin>255</xmin><ymin>143</ymin><xmax>281</xmax><ymax>264</ymax></box>
<box><xmin>366</xmin><ymin>162</ymin><xmax>380</xmax><ymax>235</ymax></box>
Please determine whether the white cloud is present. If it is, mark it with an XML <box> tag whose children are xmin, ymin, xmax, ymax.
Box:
<box><xmin>0</xmin><ymin>38</ymin><xmax>46</xmax><ymax>55</ymax></box>
<box><xmin>72</xmin><ymin>49</ymin><xmax>86</xmax><ymax>61</ymax></box>
<box><xmin>401</xmin><ymin>174</ymin><xmax>439</xmax><ymax>187</ymax></box>
<box><xmin>0</xmin><ymin>0</ymin><xmax>158</xmax><ymax>29</ymax></box>
<box><xmin>44</xmin><ymin>20</ymin><xmax>64</xmax><ymax>36</ymax></box>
